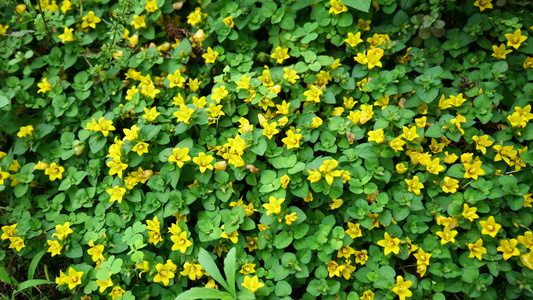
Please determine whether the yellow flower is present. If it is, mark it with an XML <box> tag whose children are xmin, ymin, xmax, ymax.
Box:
<box><xmin>205</xmin><ymin>279</ymin><xmax>219</xmax><ymax>289</ymax></box>
<box><xmin>37</xmin><ymin>77</ymin><xmax>53</xmax><ymax>94</ymax></box>
<box><xmin>520</xmin><ymin>251</ymin><xmax>533</xmax><ymax>270</ymax></box>
<box><xmin>271</xmin><ymin>46</ymin><xmax>290</xmax><ymax>64</ymax></box>
<box><xmin>173</xmin><ymin>104</ymin><xmax>195</xmax><ymax>124</ymax></box>
<box><xmin>17</xmin><ymin>125</ymin><xmax>34</xmax><ymax>138</ymax></box>
<box><xmin>463</xmin><ymin>160</ymin><xmax>485</xmax><ymax>180</ymax></box>
<box><xmin>392</xmin><ymin>275</ymin><xmax>412</xmax><ymax>300</ymax></box>
<box><xmin>345</xmin><ymin>32</ymin><xmax>363</xmax><ymax>47</ymax></box>
<box><xmin>337</xmin><ymin>245</ymin><xmax>356</xmax><ymax>259</ymax></box>
<box><xmin>312</xmin><ymin>116</ymin><xmax>323</xmax><ymax>128</ymax></box>
<box><xmin>109</xmin><ymin>286</ymin><xmax>125</xmax><ymax>300</ymax></box>
<box><xmin>281</xmin><ymin>130</ymin><xmax>302</xmax><ymax>149</ymax></box>
<box><xmin>188</xmin><ymin>78</ymin><xmax>202</xmax><ymax>92</ymax></box>
<box><xmin>462</xmin><ymin>204</ymin><xmax>479</xmax><ymax>222</ymax></box>
<box><xmin>524</xmin><ymin>57</ymin><xmax>533</xmax><ymax>69</ymax></box>
<box><xmin>96</xmin><ymin>277</ymin><xmax>113</xmax><ymax>293</ymax></box>
<box><xmin>123</xmin><ymin>125</ymin><xmax>140</xmax><ymax>141</ymax></box>
<box><xmin>262</xmin><ymin>196</ymin><xmax>285</xmax><ymax>216</ymax></box>
<box><xmin>360</xmin><ymin>290</ymin><xmax>375</xmax><ymax>300</ymax></box>
<box><xmin>52</xmin><ymin>222</ymin><xmax>73</xmax><ymax>241</ymax></box>
<box><xmin>63</xmin><ymin>267</ymin><xmax>83</xmax><ymax>290</ymax></box>
<box><xmin>413</xmin><ymin>248</ymin><xmax>431</xmax><ymax>266</ymax></box>
<box><xmin>87</xmin><ymin>240</ymin><xmax>105</xmax><ymax>262</ymax></box>
<box><xmin>136</xmin><ymin>261</ymin><xmax>150</xmax><ymax>278</ymax></box>
<box><xmin>168</xmin><ymin>147</ymin><xmax>191</xmax><ymax>168</ymax></box>
<box><xmin>368</xmin><ymin>129</ymin><xmax>385</xmax><ymax>144</ymax></box>
<box><xmin>193</xmin><ymin>96</ymin><xmax>207</xmax><ymax>109</ymax></box>
<box><xmin>426</xmin><ymin>157</ymin><xmax>444</xmax><ymax>175</ymax></box>
<box><xmin>417</xmin><ymin>264</ymin><xmax>428</xmax><ymax>278</ymax></box>
<box><xmin>436</xmin><ymin>226</ymin><xmax>458</xmax><ymax>244</ymax></box>
<box><xmin>467</xmin><ymin>238</ymin><xmax>487</xmax><ymax>261</ymax></box>
<box><xmin>355</xmin><ymin>250</ymin><xmax>369</xmax><ymax>265</ymax></box>
<box><xmin>326</xmin><ymin>261</ymin><xmax>342</xmax><ymax>277</ymax></box>
<box><xmin>9</xmin><ymin>237</ymin><xmax>25</xmax><ymax>252</ymax></box>
<box><xmin>480</xmin><ymin>217</ymin><xmax>502</xmax><ymax>238</ymax></box>
<box><xmin>473</xmin><ymin>0</ymin><xmax>493</xmax><ymax>11</ymax></box>
<box><xmin>472</xmin><ymin>135</ymin><xmax>494</xmax><ymax>154</ymax></box>
<box><xmin>167</xmin><ymin>70</ymin><xmax>186</xmax><ymax>89</ymax></box>
<box><xmin>441</xmin><ymin>176</ymin><xmax>459</xmax><ymax>194</ymax></box>
<box><xmin>280</xmin><ymin>174</ymin><xmax>290</xmax><ymax>188</ymax></box>
<box><xmin>81</xmin><ymin>11</ymin><xmax>101</xmax><ymax>29</ymax></box>
<box><xmin>358</xmin><ymin>19</ymin><xmax>371</xmax><ymax>31</ymax></box>
<box><xmin>329</xmin><ymin>0</ymin><xmax>348</xmax><ymax>14</ymax></box>
<box><xmin>187</xmin><ymin>7</ymin><xmax>205</xmax><ymax>26</ymax></box>
<box><xmin>223</xmin><ymin>16</ymin><xmax>234</xmax><ymax>28</ymax></box>
<box><xmin>193</xmin><ymin>152</ymin><xmax>214</xmax><ymax>173</ymax></box>
<box><xmin>491</xmin><ymin>43</ymin><xmax>512</xmax><ymax>60</ymax></box>
<box><xmin>518</xmin><ymin>231</ymin><xmax>533</xmax><ymax>249</ymax></box>
<box><xmin>180</xmin><ymin>262</ymin><xmax>204</xmax><ymax>280</ymax></box>
<box><xmin>58</xmin><ymin>27</ymin><xmax>74</xmax><ymax>43</ymax></box>
<box><xmin>131</xmin><ymin>15</ymin><xmax>147</xmax><ymax>30</ymax></box>
<box><xmin>405</xmin><ymin>176</ymin><xmax>423</xmax><ymax>195</ymax></box>
<box><xmin>148</xmin><ymin>230</ymin><xmax>163</xmax><ymax>245</ymax></box>
<box><xmin>144</xmin><ymin>0</ymin><xmax>158</xmax><ymax>12</ymax></box>
<box><xmin>401</xmin><ymin>125</ymin><xmax>419</xmax><ymax>141</ymax></box>
<box><xmin>389</xmin><ymin>136</ymin><xmax>406</xmax><ymax>152</ymax></box>
<box><xmin>143</xmin><ymin>107</ymin><xmax>161</xmax><ymax>122</ymax></box>
<box><xmin>283</xmin><ymin>68</ymin><xmax>300</xmax><ymax>84</ymax></box>
<box><xmin>497</xmin><ymin>239</ymin><xmax>520</xmax><ymax>260</ymax></box>
<box><xmin>131</xmin><ymin>141</ymin><xmax>148</xmax><ymax>156</ymax></box>
<box><xmin>246</xmin><ymin>236</ymin><xmax>258</xmax><ymax>252</ymax></box>
<box><xmin>44</xmin><ymin>162</ymin><xmax>65</xmax><ymax>181</ymax></box>
<box><xmin>241</xmin><ymin>275</ymin><xmax>264</xmax><ymax>293</ymax></box>
<box><xmin>395</xmin><ymin>163</ymin><xmax>408</xmax><ymax>174</ymax></box>
<box><xmin>377</xmin><ymin>232</ymin><xmax>400</xmax><ymax>256</ymax></box>
<box><xmin>203</xmin><ymin>47</ymin><xmax>219</xmax><ymax>64</ymax></box>
<box><xmin>0</xmin><ymin>24</ymin><xmax>9</xmax><ymax>36</ymax></box>
<box><xmin>107</xmin><ymin>158</ymin><xmax>128</xmax><ymax>178</ymax></box>
<box><xmin>129</xmin><ymin>34</ymin><xmax>139</xmax><ymax>47</ymax></box>
<box><xmin>106</xmin><ymin>186</ymin><xmax>126</xmax><ymax>204</ymax></box>
<box><xmin>146</xmin><ymin>216</ymin><xmax>161</xmax><ymax>232</ymax></box>
<box><xmin>345</xmin><ymin>222</ymin><xmax>363</xmax><ymax>239</ymax></box>
<box><xmin>240</xmin><ymin>263</ymin><xmax>256</xmax><ymax>274</ymax></box>
<box><xmin>154</xmin><ymin>261</ymin><xmax>176</xmax><ymax>286</ymax></box>
<box><xmin>1</xmin><ymin>224</ymin><xmax>17</xmax><ymax>240</ymax></box>
<box><xmin>404</xmin><ymin>236</ymin><xmax>418</xmax><ymax>257</ymax></box>
<box><xmin>505</xmin><ymin>29</ymin><xmax>528</xmax><ymax>50</ymax></box>
<box><xmin>330</xmin><ymin>198</ymin><xmax>344</xmax><ymax>210</ymax></box>
<box><xmin>171</xmin><ymin>231</ymin><xmax>193</xmax><ymax>253</ymax></box>
<box><xmin>415</xmin><ymin>116</ymin><xmax>427</xmax><ymax>128</ymax></box>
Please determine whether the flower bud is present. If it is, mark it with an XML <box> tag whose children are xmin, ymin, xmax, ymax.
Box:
<box><xmin>16</xmin><ymin>4</ymin><xmax>26</xmax><ymax>14</ymax></box>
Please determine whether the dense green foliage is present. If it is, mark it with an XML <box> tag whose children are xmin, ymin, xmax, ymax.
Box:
<box><xmin>1</xmin><ymin>0</ymin><xmax>533</xmax><ymax>299</ymax></box>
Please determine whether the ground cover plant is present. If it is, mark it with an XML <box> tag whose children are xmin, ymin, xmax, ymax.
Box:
<box><xmin>1</xmin><ymin>0</ymin><xmax>533</xmax><ymax>299</ymax></box>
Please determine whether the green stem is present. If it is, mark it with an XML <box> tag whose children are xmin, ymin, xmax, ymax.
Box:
<box><xmin>37</xmin><ymin>0</ymin><xmax>53</xmax><ymax>42</ymax></box>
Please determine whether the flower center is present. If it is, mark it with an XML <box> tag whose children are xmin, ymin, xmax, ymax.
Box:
<box><xmin>487</xmin><ymin>225</ymin><xmax>493</xmax><ymax>231</ymax></box>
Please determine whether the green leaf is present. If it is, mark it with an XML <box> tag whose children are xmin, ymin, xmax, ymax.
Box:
<box><xmin>343</xmin><ymin>0</ymin><xmax>371</xmax><ymax>12</ymax></box>
<box><xmin>28</xmin><ymin>250</ymin><xmax>46</xmax><ymax>280</ymax></box>
<box><xmin>275</xmin><ymin>280</ymin><xmax>292</xmax><ymax>297</ymax></box>
<box><xmin>223</xmin><ymin>248</ymin><xmax>237</xmax><ymax>296</ymax></box>
<box><xmin>274</xmin><ymin>231</ymin><xmax>293</xmax><ymax>249</ymax></box>
<box><xmin>15</xmin><ymin>279</ymin><xmax>54</xmax><ymax>294</ymax></box>
<box><xmin>175</xmin><ymin>288</ymin><xmax>233</xmax><ymax>300</ymax></box>
<box><xmin>0</xmin><ymin>95</ymin><xmax>9</xmax><ymax>108</ymax></box>
<box><xmin>197</xmin><ymin>248</ymin><xmax>231</xmax><ymax>292</ymax></box>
